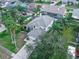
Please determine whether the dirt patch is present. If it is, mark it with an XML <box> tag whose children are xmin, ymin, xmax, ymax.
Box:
<box><xmin>16</xmin><ymin>31</ymin><xmax>27</xmax><ymax>51</ymax></box>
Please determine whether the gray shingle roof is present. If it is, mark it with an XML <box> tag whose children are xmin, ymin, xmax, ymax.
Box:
<box><xmin>26</xmin><ymin>15</ymin><xmax>55</xmax><ymax>30</ymax></box>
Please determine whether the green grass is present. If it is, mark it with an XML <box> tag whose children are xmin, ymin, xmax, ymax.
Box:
<box><xmin>0</xmin><ymin>31</ymin><xmax>16</xmax><ymax>52</ymax></box>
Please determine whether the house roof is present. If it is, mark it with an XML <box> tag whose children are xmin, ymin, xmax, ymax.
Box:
<box><xmin>26</xmin><ymin>15</ymin><xmax>55</xmax><ymax>29</ymax></box>
<box><xmin>72</xmin><ymin>9</ymin><xmax>79</xmax><ymax>19</ymax></box>
<box><xmin>27</xmin><ymin>28</ymin><xmax>45</xmax><ymax>40</ymax></box>
<box><xmin>41</xmin><ymin>5</ymin><xmax>66</xmax><ymax>16</ymax></box>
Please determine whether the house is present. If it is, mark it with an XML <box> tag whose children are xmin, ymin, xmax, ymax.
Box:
<box><xmin>41</xmin><ymin>5</ymin><xmax>66</xmax><ymax>19</ymax></box>
<box><xmin>1</xmin><ymin>0</ymin><xmax>20</xmax><ymax>8</ymax></box>
<box><xmin>26</xmin><ymin>15</ymin><xmax>55</xmax><ymax>32</ymax></box>
<box><xmin>62</xmin><ymin>0</ymin><xmax>77</xmax><ymax>5</ymax></box>
<box><xmin>26</xmin><ymin>15</ymin><xmax>56</xmax><ymax>40</ymax></box>
<box><xmin>72</xmin><ymin>9</ymin><xmax>79</xmax><ymax>19</ymax></box>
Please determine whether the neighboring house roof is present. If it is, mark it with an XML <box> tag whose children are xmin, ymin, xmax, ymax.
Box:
<box><xmin>72</xmin><ymin>9</ymin><xmax>79</xmax><ymax>19</ymax></box>
<box><xmin>41</xmin><ymin>5</ymin><xmax>66</xmax><ymax>16</ymax></box>
<box><xmin>26</xmin><ymin>15</ymin><xmax>55</xmax><ymax>30</ymax></box>
<box><xmin>27</xmin><ymin>28</ymin><xmax>45</xmax><ymax>40</ymax></box>
<box><xmin>41</xmin><ymin>5</ymin><xmax>58</xmax><ymax>14</ymax></box>
<box><xmin>1</xmin><ymin>0</ymin><xmax>20</xmax><ymax>8</ymax></box>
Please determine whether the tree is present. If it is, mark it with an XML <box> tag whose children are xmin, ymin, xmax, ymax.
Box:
<box><xmin>28</xmin><ymin>29</ymin><xmax>69</xmax><ymax>59</ymax></box>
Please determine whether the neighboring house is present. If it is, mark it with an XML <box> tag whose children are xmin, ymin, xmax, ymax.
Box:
<box><xmin>68</xmin><ymin>46</ymin><xmax>75</xmax><ymax>59</ymax></box>
<box><xmin>1</xmin><ymin>0</ymin><xmax>20</xmax><ymax>8</ymax></box>
<box><xmin>62</xmin><ymin>0</ymin><xmax>77</xmax><ymax>5</ymax></box>
<box><xmin>41</xmin><ymin>5</ymin><xmax>66</xmax><ymax>19</ymax></box>
<box><xmin>72</xmin><ymin>9</ymin><xmax>79</xmax><ymax>19</ymax></box>
<box><xmin>11</xmin><ymin>15</ymin><xmax>56</xmax><ymax>59</ymax></box>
